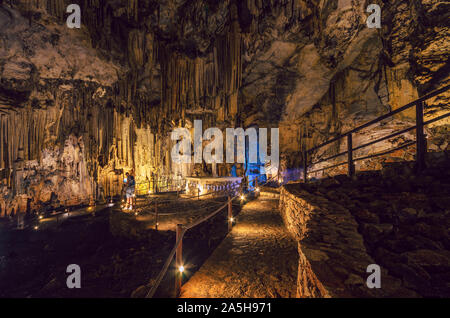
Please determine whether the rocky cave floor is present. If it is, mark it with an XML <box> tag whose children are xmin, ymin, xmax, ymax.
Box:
<box><xmin>2</xmin><ymin>157</ymin><xmax>450</xmax><ymax>298</ymax></box>
<box><xmin>0</xmin><ymin>195</ymin><xmax>243</xmax><ymax>298</ymax></box>
<box><xmin>290</xmin><ymin>152</ymin><xmax>450</xmax><ymax>297</ymax></box>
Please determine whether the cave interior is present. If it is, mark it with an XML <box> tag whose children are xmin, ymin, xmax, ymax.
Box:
<box><xmin>0</xmin><ymin>0</ymin><xmax>449</xmax><ymax>299</ymax></box>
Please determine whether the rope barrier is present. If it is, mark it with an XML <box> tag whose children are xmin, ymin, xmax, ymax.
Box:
<box><xmin>137</xmin><ymin>185</ymin><xmax>241</xmax><ymax>209</ymax></box>
<box><xmin>184</xmin><ymin>200</ymin><xmax>232</xmax><ymax>231</ymax></box>
<box><xmin>145</xmin><ymin>175</ymin><xmax>277</xmax><ymax>298</ymax></box>
<box><xmin>145</xmin><ymin>197</ymin><xmax>234</xmax><ymax>298</ymax></box>
<box><xmin>139</xmin><ymin>198</ymin><xmax>230</xmax><ymax>216</ymax></box>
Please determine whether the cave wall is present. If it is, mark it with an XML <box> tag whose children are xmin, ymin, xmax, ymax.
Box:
<box><xmin>238</xmin><ymin>0</ymin><xmax>449</xmax><ymax>176</ymax></box>
<box><xmin>0</xmin><ymin>0</ymin><xmax>246</xmax><ymax>216</ymax></box>
<box><xmin>1</xmin><ymin>0</ymin><xmax>449</xmax><ymax>215</ymax></box>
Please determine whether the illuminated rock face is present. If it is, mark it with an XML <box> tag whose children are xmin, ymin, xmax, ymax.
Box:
<box><xmin>0</xmin><ymin>1</ymin><xmax>449</xmax><ymax>214</ymax></box>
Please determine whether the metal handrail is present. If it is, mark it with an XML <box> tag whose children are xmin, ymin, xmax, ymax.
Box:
<box><xmin>307</xmin><ymin>85</ymin><xmax>450</xmax><ymax>153</ymax></box>
<box><xmin>303</xmin><ymin>84</ymin><xmax>450</xmax><ymax>180</ymax></box>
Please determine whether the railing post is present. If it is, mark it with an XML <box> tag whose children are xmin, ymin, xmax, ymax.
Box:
<box><xmin>347</xmin><ymin>133</ymin><xmax>355</xmax><ymax>177</ymax></box>
<box><xmin>303</xmin><ymin>150</ymin><xmax>308</xmax><ymax>183</ymax></box>
<box><xmin>175</xmin><ymin>224</ymin><xmax>183</xmax><ymax>297</ymax></box>
<box><xmin>155</xmin><ymin>201</ymin><xmax>158</xmax><ymax>231</ymax></box>
<box><xmin>416</xmin><ymin>101</ymin><xmax>426</xmax><ymax>172</ymax></box>
<box><xmin>228</xmin><ymin>196</ymin><xmax>233</xmax><ymax>232</ymax></box>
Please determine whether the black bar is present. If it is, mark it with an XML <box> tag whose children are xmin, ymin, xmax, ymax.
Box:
<box><xmin>352</xmin><ymin>125</ymin><xmax>417</xmax><ymax>153</ymax></box>
<box><xmin>308</xmin><ymin>161</ymin><xmax>348</xmax><ymax>175</ymax></box>
<box><xmin>310</xmin><ymin>150</ymin><xmax>348</xmax><ymax>166</ymax></box>
<box><xmin>423</xmin><ymin>111</ymin><xmax>450</xmax><ymax>126</ymax></box>
<box><xmin>307</xmin><ymin>85</ymin><xmax>450</xmax><ymax>153</ymax></box>
<box><xmin>354</xmin><ymin>141</ymin><xmax>416</xmax><ymax>163</ymax></box>
<box><xmin>308</xmin><ymin>141</ymin><xmax>416</xmax><ymax>175</ymax></box>
<box><xmin>347</xmin><ymin>134</ymin><xmax>355</xmax><ymax>177</ymax></box>
<box><xmin>416</xmin><ymin>101</ymin><xmax>426</xmax><ymax>172</ymax></box>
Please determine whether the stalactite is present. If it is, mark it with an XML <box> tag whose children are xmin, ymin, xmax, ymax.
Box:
<box><xmin>158</xmin><ymin>23</ymin><xmax>242</xmax><ymax>130</ymax></box>
<box><xmin>127</xmin><ymin>0</ymin><xmax>139</xmax><ymax>22</ymax></box>
<box><xmin>45</xmin><ymin>0</ymin><xmax>65</xmax><ymax>21</ymax></box>
<box><xmin>0</xmin><ymin>0</ymin><xmax>254</xmax><ymax>216</ymax></box>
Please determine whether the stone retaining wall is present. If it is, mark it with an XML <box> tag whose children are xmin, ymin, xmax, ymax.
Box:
<box><xmin>279</xmin><ymin>184</ymin><xmax>416</xmax><ymax>297</ymax></box>
<box><xmin>260</xmin><ymin>191</ymin><xmax>280</xmax><ymax>199</ymax></box>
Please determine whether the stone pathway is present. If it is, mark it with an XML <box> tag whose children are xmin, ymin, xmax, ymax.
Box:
<box><xmin>180</xmin><ymin>197</ymin><xmax>298</xmax><ymax>298</ymax></box>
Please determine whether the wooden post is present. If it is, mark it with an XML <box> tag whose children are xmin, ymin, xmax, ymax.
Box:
<box><xmin>347</xmin><ymin>133</ymin><xmax>355</xmax><ymax>177</ymax></box>
<box><xmin>228</xmin><ymin>196</ymin><xmax>233</xmax><ymax>232</ymax></box>
<box><xmin>416</xmin><ymin>101</ymin><xmax>426</xmax><ymax>172</ymax></box>
<box><xmin>155</xmin><ymin>201</ymin><xmax>158</xmax><ymax>231</ymax></box>
<box><xmin>303</xmin><ymin>150</ymin><xmax>308</xmax><ymax>183</ymax></box>
<box><xmin>198</xmin><ymin>187</ymin><xmax>200</xmax><ymax>200</ymax></box>
<box><xmin>175</xmin><ymin>224</ymin><xmax>183</xmax><ymax>297</ymax></box>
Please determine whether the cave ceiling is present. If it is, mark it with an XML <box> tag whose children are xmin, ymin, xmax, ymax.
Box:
<box><xmin>0</xmin><ymin>0</ymin><xmax>448</xmax><ymax>214</ymax></box>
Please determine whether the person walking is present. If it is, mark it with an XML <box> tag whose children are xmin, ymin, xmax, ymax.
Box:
<box><xmin>125</xmin><ymin>172</ymin><xmax>135</xmax><ymax>210</ymax></box>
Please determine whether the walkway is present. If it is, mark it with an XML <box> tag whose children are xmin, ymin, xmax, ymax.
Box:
<box><xmin>180</xmin><ymin>196</ymin><xmax>298</xmax><ymax>298</ymax></box>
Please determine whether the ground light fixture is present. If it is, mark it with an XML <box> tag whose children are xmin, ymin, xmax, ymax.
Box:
<box><xmin>178</xmin><ymin>265</ymin><xmax>185</xmax><ymax>273</ymax></box>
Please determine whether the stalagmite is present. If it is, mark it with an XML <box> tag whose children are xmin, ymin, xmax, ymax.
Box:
<box><xmin>1</xmin><ymin>0</ymin><xmax>447</xmax><ymax>217</ymax></box>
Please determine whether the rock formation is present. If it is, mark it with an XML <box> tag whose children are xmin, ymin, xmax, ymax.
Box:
<box><xmin>0</xmin><ymin>0</ymin><xmax>448</xmax><ymax>216</ymax></box>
